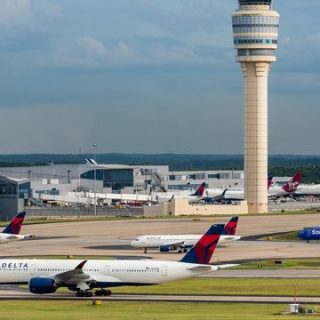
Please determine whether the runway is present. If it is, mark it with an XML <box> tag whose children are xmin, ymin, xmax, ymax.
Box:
<box><xmin>0</xmin><ymin>288</ymin><xmax>319</xmax><ymax>304</ymax></box>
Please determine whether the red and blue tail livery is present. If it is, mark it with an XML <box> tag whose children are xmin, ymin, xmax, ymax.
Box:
<box><xmin>268</xmin><ymin>175</ymin><xmax>273</xmax><ymax>189</ymax></box>
<box><xmin>2</xmin><ymin>212</ymin><xmax>26</xmax><ymax>235</ymax></box>
<box><xmin>191</xmin><ymin>183</ymin><xmax>206</xmax><ymax>197</ymax></box>
<box><xmin>180</xmin><ymin>224</ymin><xmax>225</xmax><ymax>265</ymax></box>
<box><xmin>224</xmin><ymin>216</ymin><xmax>239</xmax><ymax>236</ymax></box>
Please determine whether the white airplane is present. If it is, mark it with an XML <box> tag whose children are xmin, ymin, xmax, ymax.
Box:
<box><xmin>0</xmin><ymin>224</ymin><xmax>236</xmax><ymax>297</ymax></box>
<box><xmin>294</xmin><ymin>184</ymin><xmax>320</xmax><ymax>197</ymax></box>
<box><xmin>0</xmin><ymin>212</ymin><xmax>32</xmax><ymax>243</ymax></box>
<box><xmin>156</xmin><ymin>182</ymin><xmax>207</xmax><ymax>202</ymax></box>
<box><xmin>130</xmin><ymin>216</ymin><xmax>240</xmax><ymax>253</ymax></box>
<box><xmin>204</xmin><ymin>173</ymin><xmax>302</xmax><ymax>201</ymax></box>
<box><xmin>268</xmin><ymin>172</ymin><xmax>302</xmax><ymax>199</ymax></box>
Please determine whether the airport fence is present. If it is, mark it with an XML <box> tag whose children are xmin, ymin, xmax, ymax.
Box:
<box><xmin>25</xmin><ymin>206</ymin><xmax>143</xmax><ymax>218</ymax></box>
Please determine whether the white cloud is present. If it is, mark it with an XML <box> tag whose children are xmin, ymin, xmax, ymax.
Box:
<box><xmin>0</xmin><ymin>0</ymin><xmax>32</xmax><ymax>28</ymax></box>
<box><xmin>50</xmin><ymin>36</ymin><xmax>142</xmax><ymax>67</ymax></box>
<box><xmin>0</xmin><ymin>0</ymin><xmax>61</xmax><ymax>31</ymax></box>
<box><xmin>48</xmin><ymin>35</ymin><xmax>204</xmax><ymax>67</ymax></box>
<box><xmin>148</xmin><ymin>43</ymin><xmax>199</xmax><ymax>64</ymax></box>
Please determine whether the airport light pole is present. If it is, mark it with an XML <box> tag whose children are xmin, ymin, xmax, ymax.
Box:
<box><xmin>92</xmin><ymin>143</ymin><xmax>97</xmax><ymax>216</ymax></box>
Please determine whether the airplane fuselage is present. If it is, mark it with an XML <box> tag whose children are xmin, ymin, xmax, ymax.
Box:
<box><xmin>0</xmin><ymin>233</ymin><xmax>27</xmax><ymax>243</ymax></box>
<box><xmin>298</xmin><ymin>228</ymin><xmax>320</xmax><ymax>242</ymax></box>
<box><xmin>0</xmin><ymin>259</ymin><xmax>217</xmax><ymax>288</ymax></box>
<box><xmin>130</xmin><ymin>234</ymin><xmax>240</xmax><ymax>250</ymax></box>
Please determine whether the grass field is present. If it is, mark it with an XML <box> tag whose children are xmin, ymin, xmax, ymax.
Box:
<box><xmin>0</xmin><ymin>301</ymin><xmax>316</xmax><ymax>320</ymax></box>
<box><xmin>110</xmin><ymin>278</ymin><xmax>320</xmax><ymax>297</ymax></box>
<box><xmin>233</xmin><ymin>258</ymin><xmax>320</xmax><ymax>269</ymax></box>
<box><xmin>260</xmin><ymin>231</ymin><xmax>300</xmax><ymax>241</ymax></box>
<box><xmin>0</xmin><ymin>209</ymin><xmax>318</xmax><ymax>227</ymax></box>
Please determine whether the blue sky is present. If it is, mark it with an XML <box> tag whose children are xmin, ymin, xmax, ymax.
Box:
<box><xmin>0</xmin><ymin>0</ymin><xmax>319</xmax><ymax>154</ymax></box>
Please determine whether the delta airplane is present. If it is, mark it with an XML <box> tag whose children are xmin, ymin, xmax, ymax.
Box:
<box><xmin>0</xmin><ymin>212</ymin><xmax>32</xmax><ymax>243</ymax></box>
<box><xmin>130</xmin><ymin>216</ymin><xmax>240</xmax><ymax>253</ymax></box>
<box><xmin>0</xmin><ymin>224</ymin><xmax>236</xmax><ymax>297</ymax></box>
<box><xmin>204</xmin><ymin>176</ymin><xmax>273</xmax><ymax>203</ymax></box>
<box><xmin>156</xmin><ymin>182</ymin><xmax>207</xmax><ymax>203</ymax></box>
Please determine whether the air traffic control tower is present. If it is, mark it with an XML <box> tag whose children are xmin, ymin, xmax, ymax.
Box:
<box><xmin>232</xmin><ymin>0</ymin><xmax>280</xmax><ymax>213</ymax></box>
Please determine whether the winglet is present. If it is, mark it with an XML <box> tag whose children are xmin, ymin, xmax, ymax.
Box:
<box><xmin>76</xmin><ymin>260</ymin><xmax>87</xmax><ymax>270</ymax></box>
<box><xmin>2</xmin><ymin>212</ymin><xmax>26</xmax><ymax>235</ymax></box>
<box><xmin>222</xmin><ymin>188</ymin><xmax>228</xmax><ymax>197</ymax></box>
<box><xmin>180</xmin><ymin>224</ymin><xmax>224</xmax><ymax>265</ymax></box>
<box><xmin>224</xmin><ymin>216</ymin><xmax>239</xmax><ymax>236</ymax></box>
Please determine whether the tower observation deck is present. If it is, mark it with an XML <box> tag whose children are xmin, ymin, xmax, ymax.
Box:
<box><xmin>232</xmin><ymin>0</ymin><xmax>280</xmax><ymax>213</ymax></box>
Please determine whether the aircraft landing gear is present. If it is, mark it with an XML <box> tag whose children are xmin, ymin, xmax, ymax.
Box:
<box><xmin>95</xmin><ymin>289</ymin><xmax>112</xmax><ymax>296</ymax></box>
<box><xmin>144</xmin><ymin>248</ymin><xmax>148</xmax><ymax>254</ymax></box>
<box><xmin>76</xmin><ymin>291</ymin><xmax>93</xmax><ymax>297</ymax></box>
<box><xmin>183</xmin><ymin>248</ymin><xmax>188</xmax><ymax>253</ymax></box>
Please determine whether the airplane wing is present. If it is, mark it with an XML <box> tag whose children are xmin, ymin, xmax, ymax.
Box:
<box><xmin>54</xmin><ymin>260</ymin><xmax>93</xmax><ymax>290</ymax></box>
<box><xmin>187</xmin><ymin>266</ymin><xmax>213</xmax><ymax>273</ymax></box>
<box><xmin>187</xmin><ymin>264</ymin><xmax>239</xmax><ymax>273</ymax></box>
<box><xmin>163</xmin><ymin>241</ymin><xmax>186</xmax><ymax>249</ymax></box>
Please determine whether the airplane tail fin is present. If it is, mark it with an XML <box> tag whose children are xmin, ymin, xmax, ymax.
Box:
<box><xmin>85</xmin><ymin>158</ymin><xmax>98</xmax><ymax>165</ymax></box>
<box><xmin>267</xmin><ymin>175</ymin><xmax>273</xmax><ymax>190</ymax></box>
<box><xmin>180</xmin><ymin>224</ymin><xmax>224</xmax><ymax>265</ymax></box>
<box><xmin>282</xmin><ymin>172</ymin><xmax>302</xmax><ymax>193</ymax></box>
<box><xmin>191</xmin><ymin>183</ymin><xmax>206</xmax><ymax>197</ymax></box>
<box><xmin>2</xmin><ymin>212</ymin><xmax>26</xmax><ymax>234</ymax></box>
<box><xmin>224</xmin><ymin>216</ymin><xmax>239</xmax><ymax>235</ymax></box>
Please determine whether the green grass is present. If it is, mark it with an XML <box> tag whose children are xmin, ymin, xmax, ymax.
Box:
<box><xmin>233</xmin><ymin>258</ymin><xmax>320</xmax><ymax>270</ymax></box>
<box><xmin>0</xmin><ymin>208</ymin><xmax>318</xmax><ymax>227</ymax></box>
<box><xmin>111</xmin><ymin>278</ymin><xmax>320</xmax><ymax>297</ymax></box>
<box><xmin>260</xmin><ymin>231</ymin><xmax>300</xmax><ymax>241</ymax></box>
<box><xmin>0</xmin><ymin>301</ymin><xmax>316</xmax><ymax>320</ymax></box>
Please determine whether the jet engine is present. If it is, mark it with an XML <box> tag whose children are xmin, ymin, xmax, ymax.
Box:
<box><xmin>160</xmin><ymin>245</ymin><xmax>170</xmax><ymax>252</ymax></box>
<box><xmin>29</xmin><ymin>277</ymin><xmax>57</xmax><ymax>294</ymax></box>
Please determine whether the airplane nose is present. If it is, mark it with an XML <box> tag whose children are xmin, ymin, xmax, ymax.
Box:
<box><xmin>297</xmin><ymin>231</ymin><xmax>304</xmax><ymax>239</ymax></box>
<box><xmin>130</xmin><ymin>240</ymin><xmax>137</xmax><ymax>247</ymax></box>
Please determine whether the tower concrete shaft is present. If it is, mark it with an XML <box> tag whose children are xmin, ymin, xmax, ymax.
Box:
<box><xmin>242</xmin><ymin>62</ymin><xmax>270</xmax><ymax>213</ymax></box>
<box><xmin>232</xmin><ymin>0</ymin><xmax>280</xmax><ymax>213</ymax></box>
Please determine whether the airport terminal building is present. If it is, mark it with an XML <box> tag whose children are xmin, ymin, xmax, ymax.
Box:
<box><xmin>0</xmin><ymin>163</ymin><xmax>248</xmax><ymax>218</ymax></box>
<box><xmin>0</xmin><ymin>164</ymin><xmax>244</xmax><ymax>199</ymax></box>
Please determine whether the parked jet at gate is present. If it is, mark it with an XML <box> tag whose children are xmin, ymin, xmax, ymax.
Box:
<box><xmin>0</xmin><ymin>224</ymin><xmax>236</xmax><ymax>297</ymax></box>
<box><xmin>201</xmin><ymin>189</ymin><xmax>229</xmax><ymax>204</ymax></box>
<box><xmin>268</xmin><ymin>172</ymin><xmax>302</xmax><ymax>199</ymax></box>
<box><xmin>204</xmin><ymin>176</ymin><xmax>274</xmax><ymax>203</ymax></box>
<box><xmin>156</xmin><ymin>182</ymin><xmax>207</xmax><ymax>202</ymax></box>
<box><xmin>205</xmin><ymin>173</ymin><xmax>301</xmax><ymax>201</ymax></box>
<box><xmin>298</xmin><ymin>227</ymin><xmax>320</xmax><ymax>242</ymax></box>
<box><xmin>130</xmin><ymin>216</ymin><xmax>240</xmax><ymax>253</ymax></box>
<box><xmin>0</xmin><ymin>212</ymin><xmax>31</xmax><ymax>243</ymax></box>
